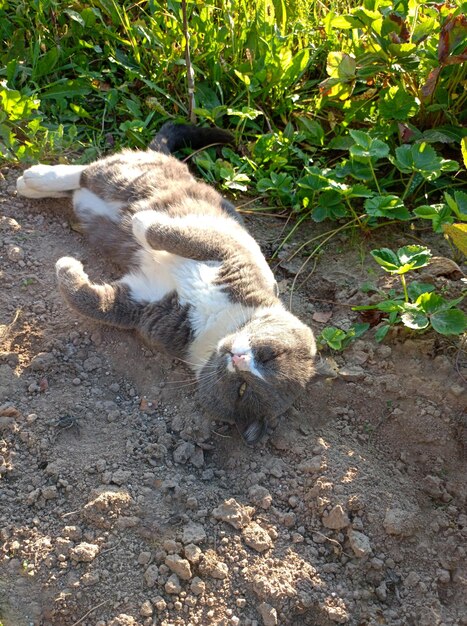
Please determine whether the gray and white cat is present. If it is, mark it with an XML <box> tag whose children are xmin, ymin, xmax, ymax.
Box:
<box><xmin>16</xmin><ymin>123</ymin><xmax>316</xmax><ymax>444</ymax></box>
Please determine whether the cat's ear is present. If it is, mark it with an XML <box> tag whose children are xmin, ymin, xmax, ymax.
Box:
<box><xmin>235</xmin><ymin>417</ymin><xmax>268</xmax><ymax>446</ymax></box>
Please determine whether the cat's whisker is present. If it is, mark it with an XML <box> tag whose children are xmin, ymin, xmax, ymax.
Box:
<box><xmin>168</xmin><ymin>367</ymin><xmax>226</xmax><ymax>391</ymax></box>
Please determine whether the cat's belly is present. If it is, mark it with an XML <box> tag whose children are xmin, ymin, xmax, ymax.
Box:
<box><xmin>121</xmin><ymin>249</ymin><xmax>255</xmax><ymax>372</ymax></box>
<box><xmin>122</xmin><ymin>249</ymin><xmax>244</xmax><ymax>327</ymax></box>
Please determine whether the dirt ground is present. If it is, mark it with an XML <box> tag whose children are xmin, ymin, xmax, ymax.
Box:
<box><xmin>0</xmin><ymin>164</ymin><xmax>466</xmax><ymax>626</ymax></box>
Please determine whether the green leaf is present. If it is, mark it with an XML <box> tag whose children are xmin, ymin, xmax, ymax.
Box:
<box><xmin>396</xmin><ymin>245</ymin><xmax>432</xmax><ymax>273</ymax></box>
<box><xmin>445</xmin><ymin>191</ymin><xmax>467</xmax><ymax>221</ymax></box>
<box><xmin>298</xmin><ymin>169</ymin><xmax>330</xmax><ymax>191</ymax></box>
<box><xmin>430</xmin><ymin>310</ymin><xmax>467</xmax><ymax>335</ymax></box>
<box><xmin>0</xmin><ymin>87</ymin><xmax>40</xmax><ymax>121</ymax></box>
<box><xmin>364</xmin><ymin>195</ymin><xmax>410</xmax><ymax>220</ymax></box>
<box><xmin>392</xmin><ymin>143</ymin><xmax>459</xmax><ymax>181</ymax></box>
<box><xmin>415</xmin><ymin>292</ymin><xmax>446</xmax><ymax>314</ymax></box>
<box><xmin>370</xmin><ymin>248</ymin><xmax>401</xmax><ymax>272</ymax></box>
<box><xmin>64</xmin><ymin>8</ymin><xmax>86</xmax><ymax>26</ymax></box>
<box><xmin>331</xmin><ymin>14</ymin><xmax>361</xmax><ymax>29</ymax></box>
<box><xmin>461</xmin><ymin>137</ymin><xmax>467</xmax><ymax>169</ymax></box>
<box><xmin>353</xmin><ymin>322</ymin><xmax>370</xmax><ymax>338</ymax></box>
<box><xmin>379</xmin><ymin>86</ymin><xmax>419</xmax><ymax>121</ymax></box>
<box><xmin>326</xmin><ymin>52</ymin><xmax>356</xmax><ymax>80</ymax></box>
<box><xmin>349</xmin><ymin>184</ymin><xmax>374</xmax><ymax>198</ymax></box>
<box><xmin>375</xmin><ymin>324</ymin><xmax>391</xmax><ymax>342</ymax></box>
<box><xmin>414</xmin><ymin>203</ymin><xmax>453</xmax><ymax>232</ymax></box>
<box><xmin>375</xmin><ymin>300</ymin><xmax>403</xmax><ymax>313</ymax></box>
<box><xmin>371</xmin><ymin>245</ymin><xmax>432</xmax><ymax>274</ymax></box>
<box><xmin>407</xmin><ymin>282</ymin><xmax>435</xmax><ymax>301</ymax></box>
<box><xmin>296</xmin><ymin>117</ymin><xmax>325</xmax><ymax>147</ymax></box>
<box><xmin>349</xmin><ymin>130</ymin><xmax>390</xmax><ymax>162</ymax></box>
<box><xmin>319</xmin><ymin>327</ymin><xmax>347</xmax><ymax>350</ymax></box>
<box><xmin>400</xmin><ymin>304</ymin><xmax>429</xmax><ymax>330</ymax></box>
<box><xmin>40</xmin><ymin>79</ymin><xmax>92</xmax><ymax>100</ymax></box>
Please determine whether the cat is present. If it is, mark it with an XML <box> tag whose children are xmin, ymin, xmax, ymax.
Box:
<box><xmin>16</xmin><ymin>123</ymin><xmax>316</xmax><ymax>444</ymax></box>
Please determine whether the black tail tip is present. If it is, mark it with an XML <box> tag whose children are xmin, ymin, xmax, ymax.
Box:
<box><xmin>149</xmin><ymin>122</ymin><xmax>234</xmax><ymax>154</ymax></box>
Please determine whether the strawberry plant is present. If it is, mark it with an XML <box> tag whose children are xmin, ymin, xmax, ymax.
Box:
<box><xmin>353</xmin><ymin>245</ymin><xmax>467</xmax><ymax>341</ymax></box>
<box><xmin>318</xmin><ymin>323</ymin><xmax>370</xmax><ymax>351</ymax></box>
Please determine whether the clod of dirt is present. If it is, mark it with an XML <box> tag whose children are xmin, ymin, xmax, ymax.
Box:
<box><xmin>165</xmin><ymin>572</ymin><xmax>182</xmax><ymax>593</ymax></box>
<box><xmin>258</xmin><ymin>601</ymin><xmax>278</xmax><ymax>626</ymax></box>
<box><xmin>28</xmin><ymin>352</ymin><xmax>55</xmax><ymax>371</ymax></box>
<box><xmin>322</xmin><ymin>504</ymin><xmax>350</xmax><ymax>530</ymax></box>
<box><xmin>139</xmin><ymin>600</ymin><xmax>153</xmax><ymax>617</ymax></box>
<box><xmin>212</xmin><ymin>498</ymin><xmax>254</xmax><ymax>529</ymax></box>
<box><xmin>383</xmin><ymin>508</ymin><xmax>417</xmax><ymax>537</ymax></box>
<box><xmin>69</xmin><ymin>542</ymin><xmax>99</xmax><ymax>562</ymax></box>
<box><xmin>143</xmin><ymin>564</ymin><xmax>159</xmax><ymax>587</ymax></box>
<box><xmin>242</xmin><ymin>521</ymin><xmax>274</xmax><ymax>553</ymax></box>
<box><xmin>108</xmin><ymin>614</ymin><xmax>137</xmax><ymax>626</ymax></box>
<box><xmin>165</xmin><ymin>554</ymin><xmax>192</xmax><ymax>580</ymax></box>
<box><xmin>321</xmin><ymin>596</ymin><xmax>350</xmax><ymax>624</ymax></box>
<box><xmin>348</xmin><ymin>529</ymin><xmax>372</xmax><ymax>558</ymax></box>
<box><xmin>82</xmin><ymin>488</ymin><xmax>134</xmax><ymax>529</ymax></box>
<box><xmin>198</xmin><ymin>549</ymin><xmax>229</xmax><ymax>579</ymax></box>
<box><xmin>182</xmin><ymin>521</ymin><xmax>206</xmax><ymax>544</ymax></box>
<box><xmin>190</xmin><ymin>576</ymin><xmax>206</xmax><ymax>595</ymax></box>
<box><xmin>338</xmin><ymin>365</ymin><xmax>366</xmax><ymax>381</ymax></box>
<box><xmin>248</xmin><ymin>485</ymin><xmax>273</xmax><ymax>509</ymax></box>
<box><xmin>184</xmin><ymin>543</ymin><xmax>202</xmax><ymax>564</ymax></box>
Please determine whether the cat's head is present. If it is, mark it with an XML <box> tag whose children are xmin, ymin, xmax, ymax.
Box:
<box><xmin>197</xmin><ymin>307</ymin><xmax>316</xmax><ymax>445</ymax></box>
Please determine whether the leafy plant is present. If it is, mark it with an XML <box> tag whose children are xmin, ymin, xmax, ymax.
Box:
<box><xmin>353</xmin><ymin>245</ymin><xmax>466</xmax><ymax>340</ymax></box>
<box><xmin>318</xmin><ymin>323</ymin><xmax>370</xmax><ymax>351</ymax></box>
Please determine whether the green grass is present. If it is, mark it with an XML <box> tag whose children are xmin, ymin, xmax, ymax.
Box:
<box><xmin>0</xmin><ymin>0</ymin><xmax>466</xmax><ymax>250</ymax></box>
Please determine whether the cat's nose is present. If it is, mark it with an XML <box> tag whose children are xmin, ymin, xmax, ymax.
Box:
<box><xmin>231</xmin><ymin>353</ymin><xmax>250</xmax><ymax>371</ymax></box>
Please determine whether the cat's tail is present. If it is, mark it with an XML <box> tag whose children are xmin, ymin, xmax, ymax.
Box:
<box><xmin>149</xmin><ymin>122</ymin><xmax>233</xmax><ymax>155</ymax></box>
<box><xmin>56</xmin><ymin>257</ymin><xmax>142</xmax><ymax>329</ymax></box>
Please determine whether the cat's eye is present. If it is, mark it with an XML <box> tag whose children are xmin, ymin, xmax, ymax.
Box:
<box><xmin>238</xmin><ymin>382</ymin><xmax>247</xmax><ymax>398</ymax></box>
<box><xmin>256</xmin><ymin>347</ymin><xmax>281</xmax><ymax>363</ymax></box>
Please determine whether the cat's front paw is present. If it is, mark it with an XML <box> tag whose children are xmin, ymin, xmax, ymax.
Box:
<box><xmin>55</xmin><ymin>256</ymin><xmax>86</xmax><ymax>287</ymax></box>
<box><xmin>131</xmin><ymin>210</ymin><xmax>170</xmax><ymax>249</ymax></box>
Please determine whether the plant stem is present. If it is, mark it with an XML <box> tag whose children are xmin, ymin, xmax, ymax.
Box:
<box><xmin>285</xmin><ymin>217</ymin><xmax>362</xmax><ymax>262</ymax></box>
<box><xmin>368</xmin><ymin>160</ymin><xmax>382</xmax><ymax>194</ymax></box>
<box><xmin>345</xmin><ymin>199</ymin><xmax>364</xmax><ymax>228</ymax></box>
<box><xmin>402</xmin><ymin>172</ymin><xmax>415</xmax><ymax>201</ymax></box>
<box><xmin>181</xmin><ymin>0</ymin><xmax>196</xmax><ymax>124</ymax></box>
<box><xmin>272</xmin><ymin>213</ymin><xmax>310</xmax><ymax>258</ymax></box>
<box><xmin>400</xmin><ymin>274</ymin><xmax>409</xmax><ymax>302</ymax></box>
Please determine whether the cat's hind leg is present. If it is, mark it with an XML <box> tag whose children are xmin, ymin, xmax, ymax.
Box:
<box><xmin>56</xmin><ymin>256</ymin><xmax>142</xmax><ymax>329</ymax></box>
<box><xmin>17</xmin><ymin>164</ymin><xmax>85</xmax><ymax>199</ymax></box>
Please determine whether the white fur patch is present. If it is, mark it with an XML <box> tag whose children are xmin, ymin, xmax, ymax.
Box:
<box><xmin>189</xmin><ymin>302</ymin><xmax>255</xmax><ymax>374</ymax></box>
<box><xmin>131</xmin><ymin>210</ymin><xmax>171</xmax><ymax>249</ymax></box>
<box><xmin>120</xmin><ymin>249</ymin><xmax>177</xmax><ymax>303</ymax></box>
<box><xmin>55</xmin><ymin>256</ymin><xmax>84</xmax><ymax>275</ymax></box>
<box><xmin>23</xmin><ymin>164</ymin><xmax>85</xmax><ymax>192</ymax></box>
<box><xmin>231</xmin><ymin>332</ymin><xmax>250</xmax><ymax>355</ymax></box>
<box><xmin>73</xmin><ymin>188</ymin><xmax>123</xmax><ymax>222</ymax></box>
<box><xmin>16</xmin><ymin>176</ymin><xmax>70</xmax><ymax>199</ymax></box>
